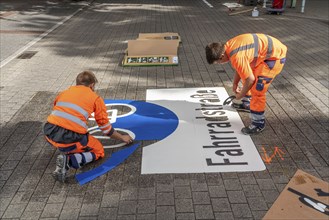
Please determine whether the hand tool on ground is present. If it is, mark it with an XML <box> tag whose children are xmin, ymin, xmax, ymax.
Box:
<box><xmin>223</xmin><ymin>95</ymin><xmax>236</xmax><ymax>105</ymax></box>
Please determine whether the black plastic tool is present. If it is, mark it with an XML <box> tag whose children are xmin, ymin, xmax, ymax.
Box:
<box><xmin>223</xmin><ymin>95</ymin><xmax>236</xmax><ymax>105</ymax></box>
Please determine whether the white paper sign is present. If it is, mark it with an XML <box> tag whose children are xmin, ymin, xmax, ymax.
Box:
<box><xmin>142</xmin><ymin>87</ymin><xmax>265</xmax><ymax>174</ymax></box>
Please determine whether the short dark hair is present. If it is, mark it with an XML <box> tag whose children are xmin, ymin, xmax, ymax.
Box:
<box><xmin>205</xmin><ymin>42</ymin><xmax>225</xmax><ymax>64</ymax></box>
<box><xmin>76</xmin><ymin>70</ymin><xmax>98</xmax><ymax>86</ymax></box>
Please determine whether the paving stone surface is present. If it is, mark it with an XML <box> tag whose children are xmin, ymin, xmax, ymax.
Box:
<box><xmin>0</xmin><ymin>0</ymin><xmax>328</xmax><ymax>219</ymax></box>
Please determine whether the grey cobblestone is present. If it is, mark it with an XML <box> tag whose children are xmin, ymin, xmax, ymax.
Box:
<box><xmin>48</xmin><ymin>191</ymin><xmax>67</xmax><ymax>203</ymax></box>
<box><xmin>214</xmin><ymin>212</ymin><xmax>234</xmax><ymax>220</ymax></box>
<box><xmin>98</xmin><ymin>207</ymin><xmax>118</xmax><ymax>220</ymax></box>
<box><xmin>176</xmin><ymin>213</ymin><xmax>196</xmax><ymax>220</ymax></box>
<box><xmin>0</xmin><ymin>0</ymin><xmax>328</xmax><ymax>219</ymax></box>
<box><xmin>121</xmin><ymin>187</ymin><xmax>138</xmax><ymax>200</ymax></box>
<box><xmin>252</xmin><ymin>210</ymin><xmax>267</xmax><ymax>220</ymax></box>
<box><xmin>174</xmin><ymin>174</ymin><xmax>190</xmax><ymax>186</ymax></box>
<box><xmin>101</xmin><ymin>192</ymin><xmax>120</xmax><ymax>207</ymax></box>
<box><xmin>269</xmin><ymin>172</ymin><xmax>290</xmax><ymax>184</ymax></box>
<box><xmin>2</xmin><ymin>203</ymin><xmax>26</xmax><ymax>218</ymax></box>
<box><xmin>79</xmin><ymin>216</ymin><xmax>98</xmax><ymax>220</ymax></box>
<box><xmin>266</xmin><ymin>162</ymin><xmax>284</xmax><ymax>173</ymax></box>
<box><xmin>192</xmin><ymin>191</ymin><xmax>211</xmax><ymax>205</ymax></box>
<box><xmin>117</xmin><ymin>215</ymin><xmax>136</xmax><ymax>220</ymax></box>
<box><xmin>174</xmin><ymin>186</ymin><xmax>192</xmax><ymax>199</ymax></box>
<box><xmin>156</xmin><ymin>182</ymin><xmax>174</xmax><ymax>192</ymax></box>
<box><xmin>11</xmin><ymin>190</ymin><xmax>33</xmax><ymax>204</ymax></box>
<box><xmin>191</xmin><ymin>180</ymin><xmax>208</xmax><ymax>192</ymax></box>
<box><xmin>211</xmin><ymin>198</ymin><xmax>231</xmax><ymax>212</ymax></box>
<box><xmin>194</xmin><ymin>204</ymin><xmax>214</xmax><ymax>220</ymax></box>
<box><xmin>7</xmin><ymin>172</ymin><xmax>26</xmax><ymax>185</ymax></box>
<box><xmin>63</xmin><ymin>195</ymin><xmax>83</xmax><ymax>210</ymax></box>
<box><xmin>175</xmin><ymin>198</ymin><xmax>194</xmax><ymax>213</ymax></box>
<box><xmin>243</xmin><ymin>185</ymin><xmax>263</xmax><ymax>198</ymax></box>
<box><xmin>24</xmin><ymin>197</ymin><xmax>47</xmax><ymax>212</ymax></box>
<box><xmin>79</xmin><ymin>203</ymin><xmax>100</xmax><ymax>217</ymax></box>
<box><xmin>41</xmin><ymin>203</ymin><xmax>63</xmax><ymax>218</ymax></box>
<box><xmin>227</xmin><ymin>190</ymin><xmax>247</xmax><ymax>204</ymax></box>
<box><xmin>21</xmin><ymin>211</ymin><xmax>42</xmax><ymax>220</ymax></box>
<box><xmin>256</xmin><ymin>179</ymin><xmax>277</xmax><ymax>190</ymax></box>
<box><xmin>221</xmin><ymin>172</ymin><xmax>238</xmax><ymax>179</ymax></box>
<box><xmin>247</xmin><ymin>197</ymin><xmax>268</xmax><ymax>211</ymax></box>
<box><xmin>137</xmin><ymin>200</ymin><xmax>155</xmax><ymax>214</ymax></box>
<box><xmin>0</xmin><ymin>184</ymin><xmax>19</xmax><ymax>198</ymax></box>
<box><xmin>138</xmin><ymin>187</ymin><xmax>155</xmax><ymax>200</ymax></box>
<box><xmin>136</xmin><ymin>213</ymin><xmax>155</xmax><ymax>220</ymax></box>
<box><xmin>156</xmin><ymin>206</ymin><xmax>175</xmax><ymax>220</ymax></box>
<box><xmin>208</xmin><ymin>185</ymin><xmax>227</xmax><ymax>198</ymax></box>
<box><xmin>59</xmin><ymin>208</ymin><xmax>80</xmax><ymax>220</ymax></box>
<box><xmin>205</xmin><ymin>173</ymin><xmax>223</xmax><ymax>185</ymax></box>
<box><xmin>223</xmin><ymin>179</ymin><xmax>242</xmax><ymax>191</ymax></box>
<box><xmin>231</xmin><ymin>203</ymin><xmax>253</xmax><ymax>218</ymax></box>
<box><xmin>0</xmin><ymin>170</ymin><xmax>12</xmax><ymax>181</ymax></box>
<box><xmin>238</xmin><ymin>173</ymin><xmax>257</xmax><ymax>185</ymax></box>
<box><xmin>156</xmin><ymin>192</ymin><xmax>175</xmax><ymax>206</ymax></box>
<box><xmin>261</xmin><ymin>190</ymin><xmax>280</xmax><ymax>204</ymax></box>
<box><xmin>118</xmin><ymin>200</ymin><xmax>137</xmax><ymax>215</ymax></box>
<box><xmin>275</xmin><ymin>183</ymin><xmax>288</xmax><ymax>193</ymax></box>
<box><xmin>315</xmin><ymin>166</ymin><xmax>329</xmax><ymax>178</ymax></box>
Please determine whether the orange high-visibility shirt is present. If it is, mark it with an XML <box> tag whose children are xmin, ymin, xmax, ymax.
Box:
<box><xmin>225</xmin><ymin>33</ymin><xmax>287</xmax><ymax>80</ymax></box>
<box><xmin>47</xmin><ymin>85</ymin><xmax>112</xmax><ymax>135</ymax></box>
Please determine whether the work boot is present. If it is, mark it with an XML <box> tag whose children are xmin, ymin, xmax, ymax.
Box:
<box><xmin>52</xmin><ymin>154</ymin><xmax>70</xmax><ymax>183</ymax></box>
<box><xmin>241</xmin><ymin>124</ymin><xmax>265</xmax><ymax>135</ymax></box>
<box><xmin>232</xmin><ymin>102</ymin><xmax>250</xmax><ymax>113</ymax></box>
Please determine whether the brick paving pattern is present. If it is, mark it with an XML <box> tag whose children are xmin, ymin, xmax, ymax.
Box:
<box><xmin>0</xmin><ymin>0</ymin><xmax>328</xmax><ymax>219</ymax></box>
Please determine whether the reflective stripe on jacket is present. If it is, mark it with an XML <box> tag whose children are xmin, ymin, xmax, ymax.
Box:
<box><xmin>47</xmin><ymin>85</ymin><xmax>113</xmax><ymax>135</ymax></box>
<box><xmin>225</xmin><ymin>33</ymin><xmax>287</xmax><ymax>80</ymax></box>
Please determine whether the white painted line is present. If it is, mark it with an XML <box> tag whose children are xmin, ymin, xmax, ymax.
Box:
<box><xmin>202</xmin><ymin>0</ymin><xmax>213</xmax><ymax>8</ymax></box>
<box><xmin>0</xmin><ymin>6</ymin><xmax>87</xmax><ymax>69</ymax></box>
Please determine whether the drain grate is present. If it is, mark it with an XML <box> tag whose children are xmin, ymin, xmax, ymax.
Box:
<box><xmin>16</xmin><ymin>51</ymin><xmax>38</xmax><ymax>59</ymax></box>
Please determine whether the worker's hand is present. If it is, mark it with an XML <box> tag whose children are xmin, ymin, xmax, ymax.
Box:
<box><xmin>232</xmin><ymin>83</ymin><xmax>238</xmax><ymax>94</ymax></box>
<box><xmin>121</xmin><ymin>134</ymin><xmax>134</xmax><ymax>144</ymax></box>
<box><xmin>233</xmin><ymin>83</ymin><xmax>242</xmax><ymax>94</ymax></box>
<box><xmin>233</xmin><ymin>86</ymin><xmax>242</xmax><ymax>100</ymax></box>
<box><xmin>235</xmin><ymin>93</ymin><xmax>243</xmax><ymax>100</ymax></box>
<box><xmin>235</xmin><ymin>87</ymin><xmax>242</xmax><ymax>94</ymax></box>
<box><xmin>109</xmin><ymin>130</ymin><xmax>134</xmax><ymax>144</ymax></box>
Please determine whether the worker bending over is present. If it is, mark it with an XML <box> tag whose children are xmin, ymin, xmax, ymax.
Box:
<box><xmin>206</xmin><ymin>33</ymin><xmax>287</xmax><ymax>135</ymax></box>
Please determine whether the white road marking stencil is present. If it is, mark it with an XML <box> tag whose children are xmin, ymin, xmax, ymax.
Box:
<box><xmin>142</xmin><ymin>87</ymin><xmax>265</xmax><ymax>174</ymax></box>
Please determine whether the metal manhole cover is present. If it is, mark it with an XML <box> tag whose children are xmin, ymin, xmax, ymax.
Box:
<box><xmin>16</xmin><ymin>51</ymin><xmax>38</xmax><ymax>59</ymax></box>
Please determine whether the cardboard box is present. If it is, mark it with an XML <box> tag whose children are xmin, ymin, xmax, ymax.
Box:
<box><xmin>138</xmin><ymin>32</ymin><xmax>181</xmax><ymax>42</ymax></box>
<box><xmin>263</xmin><ymin>169</ymin><xmax>329</xmax><ymax>220</ymax></box>
<box><xmin>122</xmin><ymin>33</ymin><xmax>180</xmax><ymax>67</ymax></box>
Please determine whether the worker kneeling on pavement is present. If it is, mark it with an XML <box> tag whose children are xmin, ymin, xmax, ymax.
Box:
<box><xmin>206</xmin><ymin>33</ymin><xmax>287</xmax><ymax>135</ymax></box>
<box><xmin>44</xmin><ymin>71</ymin><xmax>133</xmax><ymax>182</ymax></box>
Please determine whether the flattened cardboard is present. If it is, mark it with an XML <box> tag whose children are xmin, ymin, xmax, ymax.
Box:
<box><xmin>122</xmin><ymin>33</ymin><xmax>180</xmax><ymax>67</ymax></box>
<box><xmin>127</xmin><ymin>40</ymin><xmax>179</xmax><ymax>56</ymax></box>
<box><xmin>263</xmin><ymin>169</ymin><xmax>329</xmax><ymax>220</ymax></box>
<box><xmin>138</xmin><ymin>32</ymin><xmax>181</xmax><ymax>42</ymax></box>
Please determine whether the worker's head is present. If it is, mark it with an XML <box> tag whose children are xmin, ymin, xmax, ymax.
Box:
<box><xmin>76</xmin><ymin>70</ymin><xmax>98</xmax><ymax>91</ymax></box>
<box><xmin>205</xmin><ymin>42</ymin><xmax>229</xmax><ymax>64</ymax></box>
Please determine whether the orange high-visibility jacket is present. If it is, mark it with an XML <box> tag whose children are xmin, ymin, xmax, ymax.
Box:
<box><xmin>225</xmin><ymin>33</ymin><xmax>287</xmax><ymax>80</ymax></box>
<box><xmin>47</xmin><ymin>85</ymin><xmax>112</xmax><ymax>135</ymax></box>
